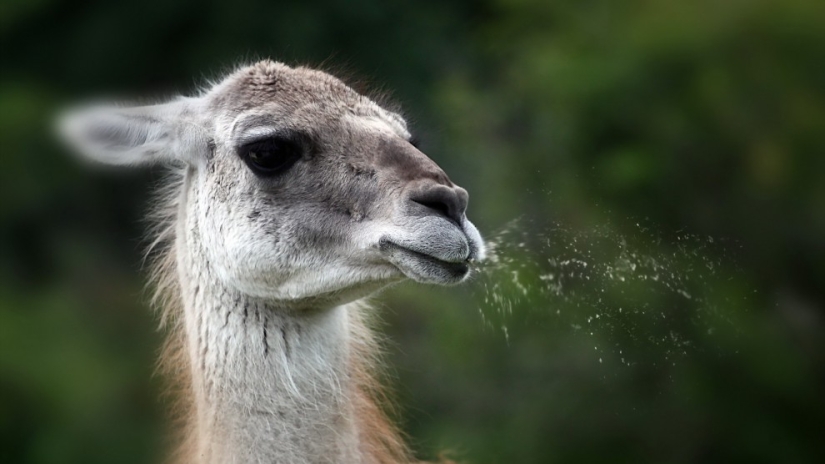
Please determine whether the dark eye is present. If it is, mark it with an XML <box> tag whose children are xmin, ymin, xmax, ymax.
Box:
<box><xmin>239</xmin><ymin>137</ymin><xmax>302</xmax><ymax>176</ymax></box>
<box><xmin>409</xmin><ymin>135</ymin><xmax>421</xmax><ymax>149</ymax></box>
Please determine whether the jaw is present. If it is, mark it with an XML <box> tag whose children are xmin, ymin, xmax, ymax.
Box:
<box><xmin>276</xmin><ymin>277</ymin><xmax>404</xmax><ymax>311</ymax></box>
<box><xmin>225</xmin><ymin>259</ymin><xmax>406</xmax><ymax>310</ymax></box>
<box><xmin>215</xmin><ymin>217</ymin><xmax>486</xmax><ymax>304</ymax></box>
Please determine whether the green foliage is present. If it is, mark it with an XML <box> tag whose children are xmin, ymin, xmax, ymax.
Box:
<box><xmin>1</xmin><ymin>0</ymin><xmax>823</xmax><ymax>462</ymax></box>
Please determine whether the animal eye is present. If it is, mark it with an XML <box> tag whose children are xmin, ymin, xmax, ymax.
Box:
<box><xmin>409</xmin><ymin>135</ymin><xmax>421</xmax><ymax>149</ymax></box>
<box><xmin>239</xmin><ymin>137</ymin><xmax>302</xmax><ymax>176</ymax></box>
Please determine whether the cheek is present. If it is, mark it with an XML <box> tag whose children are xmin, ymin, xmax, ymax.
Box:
<box><xmin>214</xmin><ymin>208</ymin><xmax>349</xmax><ymax>293</ymax></box>
<box><xmin>217</xmin><ymin>212</ymin><xmax>290</xmax><ymax>284</ymax></box>
<box><xmin>192</xmin><ymin>192</ymin><xmax>282</xmax><ymax>289</ymax></box>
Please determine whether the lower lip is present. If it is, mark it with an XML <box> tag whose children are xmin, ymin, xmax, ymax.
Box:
<box><xmin>382</xmin><ymin>241</ymin><xmax>470</xmax><ymax>276</ymax></box>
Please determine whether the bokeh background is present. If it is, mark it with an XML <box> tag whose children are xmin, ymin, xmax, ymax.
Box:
<box><xmin>2</xmin><ymin>0</ymin><xmax>824</xmax><ymax>463</ymax></box>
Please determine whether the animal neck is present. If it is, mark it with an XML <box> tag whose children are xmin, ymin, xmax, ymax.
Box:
<box><xmin>172</xmin><ymin>203</ymin><xmax>361</xmax><ymax>463</ymax></box>
<box><xmin>177</xmin><ymin>251</ymin><xmax>363</xmax><ymax>464</ymax></box>
<box><xmin>183</xmin><ymin>284</ymin><xmax>359</xmax><ymax>463</ymax></box>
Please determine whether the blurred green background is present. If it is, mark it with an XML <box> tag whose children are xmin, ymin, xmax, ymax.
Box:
<box><xmin>1</xmin><ymin>0</ymin><xmax>824</xmax><ymax>463</ymax></box>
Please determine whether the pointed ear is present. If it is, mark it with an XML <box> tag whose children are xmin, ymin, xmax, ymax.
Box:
<box><xmin>57</xmin><ymin>98</ymin><xmax>209</xmax><ymax>167</ymax></box>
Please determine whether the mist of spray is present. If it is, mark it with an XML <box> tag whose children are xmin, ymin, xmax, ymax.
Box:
<box><xmin>468</xmin><ymin>218</ymin><xmax>742</xmax><ymax>370</ymax></box>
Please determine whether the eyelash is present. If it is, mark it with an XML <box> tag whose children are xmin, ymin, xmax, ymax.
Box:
<box><xmin>238</xmin><ymin>136</ymin><xmax>303</xmax><ymax>176</ymax></box>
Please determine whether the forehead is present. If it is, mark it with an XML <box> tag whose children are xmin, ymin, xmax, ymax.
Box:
<box><xmin>205</xmin><ymin>61</ymin><xmax>409</xmax><ymax>142</ymax></box>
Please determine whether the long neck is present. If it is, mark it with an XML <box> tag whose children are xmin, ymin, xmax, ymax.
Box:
<box><xmin>174</xmin><ymin>225</ymin><xmax>367</xmax><ymax>464</ymax></box>
<box><xmin>178</xmin><ymin>271</ymin><xmax>360</xmax><ymax>464</ymax></box>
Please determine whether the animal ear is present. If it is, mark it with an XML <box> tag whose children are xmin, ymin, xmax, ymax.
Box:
<box><xmin>57</xmin><ymin>98</ymin><xmax>209</xmax><ymax>167</ymax></box>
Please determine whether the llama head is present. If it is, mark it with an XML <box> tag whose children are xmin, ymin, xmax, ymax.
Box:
<box><xmin>59</xmin><ymin>60</ymin><xmax>485</xmax><ymax>307</ymax></box>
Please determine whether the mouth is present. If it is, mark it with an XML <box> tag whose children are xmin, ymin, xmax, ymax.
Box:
<box><xmin>379</xmin><ymin>238</ymin><xmax>472</xmax><ymax>285</ymax></box>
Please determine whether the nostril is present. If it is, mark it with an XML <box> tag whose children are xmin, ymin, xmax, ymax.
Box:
<box><xmin>413</xmin><ymin>199</ymin><xmax>452</xmax><ymax>220</ymax></box>
<box><xmin>409</xmin><ymin>187</ymin><xmax>467</xmax><ymax>225</ymax></box>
